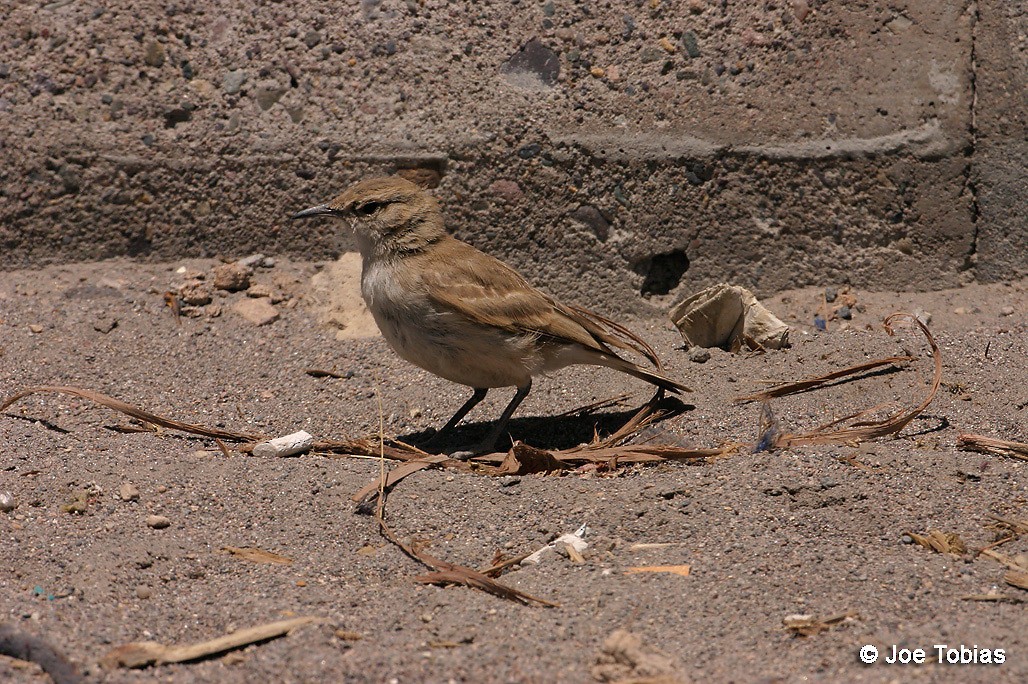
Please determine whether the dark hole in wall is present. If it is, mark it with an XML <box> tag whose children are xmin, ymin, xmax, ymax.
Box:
<box><xmin>636</xmin><ymin>249</ymin><xmax>689</xmax><ymax>296</ymax></box>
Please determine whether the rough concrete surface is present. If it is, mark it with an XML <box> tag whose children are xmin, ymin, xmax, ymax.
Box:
<box><xmin>1</xmin><ymin>1</ymin><xmax>1023</xmax><ymax>314</ymax></box>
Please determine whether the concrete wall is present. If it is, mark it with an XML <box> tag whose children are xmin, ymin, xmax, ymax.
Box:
<box><xmin>0</xmin><ymin>0</ymin><xmax>1023</xmax><ymax>312</ymax></box>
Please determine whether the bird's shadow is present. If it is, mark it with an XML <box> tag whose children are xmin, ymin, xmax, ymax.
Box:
<box><xmin>398</xmin><ymin>397</ymin><xmax>694</xmax><ymax>454</ymax></box>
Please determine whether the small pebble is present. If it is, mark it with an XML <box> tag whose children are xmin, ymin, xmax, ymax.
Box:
<box><xmin>500</xmin><ymin>476</ymin><xmax>521</xmax><ymax>488</ymax></box>
<box><xmin>28</xmin><ymin>324</ymin><xmax>44</xmax><ymax>334</ymax></box>
<box><xmin>212</xmin><ymin>262</ymin><xmax>251</xmax><ymax>291</ymax></box>
<box><xmin>93</xmin><ymin>317</ymin><xmax>118</xmax><ymax>334</ymax></box>
<box><xmin>119</xmin><ymin>483</ymin><xmax>140</xmax><ymax>502</ymax></box>
<box><xmin>0</xmin><ymin>491</ymin><xmax>16</xmax><ymax>512</ymax></box>
<box><xmin>231</xmin><ymin>298</ymin><xmax>279</xmax><ymax>326</ymax></box>
<box><xmin>824</xmin><ymin>287</ymin><xmax>838</xmax><ymax>303</ymax></box>
<box><xmin>237</xmin><ymin>253</ymin><xmax>267</xmax><ymax>269</ymax></box>
<box><xmin>135</xmin><ymin>586</ymin><xmax>153</xmax><ymax>599</ymax></box>
<box><xmin>179</xmin><ymin>281</ymin><xmax>212</xmax><ymax>306</ymax></box>
<box><xmin>837</xmin><ymin>305</ymin><xmax>852</xmax><ymax>320</ymax></box>
<box><xmin>687</xmin><ymin>346</ymin><xmax>711</xmax><ymax>363</ymax></box>
<box><xmin>1000</xmin><ymin>306</ymin><xmax>1014</xmax><ymax>317</ymax></box>
<box><xmin>146</xmin><ymin>515</ymin><xmax>171</xmax><ymax>529</ymax></box>
<box><xmin>900</xmin><ymin>534</ymin><xmax>914</xmax><ymax>545</ymax></box>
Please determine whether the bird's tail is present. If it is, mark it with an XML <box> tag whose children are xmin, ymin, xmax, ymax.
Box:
<box><xmin>593</xmin><ymin>352</ymin><xmax>691</xmax><ymax>394</ymax></box>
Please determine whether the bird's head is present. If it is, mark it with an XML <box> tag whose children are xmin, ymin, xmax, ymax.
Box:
<box><xmin>292</xmin><ymin>176</ymin><xmax>445</xmax><ymax>257</ymax></box>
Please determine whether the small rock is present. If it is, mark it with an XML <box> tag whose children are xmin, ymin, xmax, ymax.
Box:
<box><xmin>900</xmin><ymin>534</ymin><xmax>914</xmax><ymax>545</ymax></box>
<box><xmin>500</xmin><ymin>476</ymin><xmax>522</xmax><ymax>488</ymax></box>
<box><xmin>28</xmin><ymin>324</ymin><xmax>44</xmax><ymax>334</ymax></box>
<box><xmin>792</xmin><ymin>0</ymin><xmax>810</xmax><ymax>22</ymax></box>
<box><xmin>255</xmin><ymin>81</ymin><xmax>286</xmax><ymax>110</ymax></box>
<box><xmin>824</xmin><ymin>287</ymin><xmax>838</xmax><ymax>303</ymax></box>
<box><xmin>837</xmin><ymin>305</ymin><xmax>852</xmax><ymax>320</ymax></box>
<box><xmin>500</xmin><ymin>38</ymin><xmax>560</xmax><ymax>88</ymax></box>
<box><xmin>135</xmin><ymin>586</ymin><xmax>153</xmax><ymax>599</ymax></box>
<box><xmin>489</xmin><ymin>179</ymin><xmax>523</xmax><ymax>202</ymax></box>
<box><xmin>0</xmin><ymin>491</ymin><xmax>15</xmax><ymax>512</ymax></box>
<box><xmin>517</xmin><ymin>143</ymin><xmax>541</xmax><ymax>159</ymax></box>
<box><xmin>570</xmin><ymin>205</ymin><xmax>610</xmax><ymax>242</ymax></box>
<box><xmin>143</xmin><ymin>41</ymin><xmax>165</xmax><ymax>68</ymax></box>
<box><xmin>304</xmin><ymin>30</ymin><xmax>322</xmax><ymax>49</ymax></box>
<box><xmin>212</xmin><ymin>262</ymin><xmax>251</xmax><ymax>291</ymax></box>
<box><xmin>658</xmin><ymin>37</ymin><xmax>677</xmax><ymax>54</ymax></box>
<box><xmin>681</xmin><ymin>31</ymin><xmax>700</xmax><ymax>58</ymax></box>
<box><xmin>179</xmin><ymin>281</ymin><xmax>213</xmax><ymax>306</ymax></box>
<box><xmin>146</xmin><ymin>515</ymin><xmax>171</xmax><ymax>529</ymax></box>
<box><xmin>606</xmin><ymin>65</ymin><xmax>620</xmax><ymax>82</ymax></box>
<box><xmin>119</xmin><ymin>483</ymin><xmax>140</xmax><ymax>502</ymax></box>
<box><xmin>93</xmin><ymin>317</ymin><xmax>118</xmax><ymax>334</ymax></box>
<box><xmin>223</xmin><ymin>69</ymin><xmax>247</xmax><ymax>95</ymax></box>
<box><xmin>237</xmin><ymin>253</ymin><xmax>267</xmax><ymax>269</ymax></box>
<box><xmin>886</xmin><ymin>14</ymin><xmax>913</xmax><ymax>33</ymax></box>
<box><xmin>247</xmin><ymin>283</ymin><xmax>273</xmax><ymax>299</ymax></box>
<box><xmin>231</xmin><ymin>298</ymin><xmax>279</xmax><ymax>326</ymax></box>
<box><xmin>640</xmin><ymin>47</ymin><xmax>663</xmax><ymax>63</ymax></box>
<box><xmin>914</xmin><ymin>308</ymin><xmax>932</xmax><ymax>326</ymax></box>
<box><xmin>590</xmin><ymin>66</ymin><xmax>606</xmax><ymax>78</ymax></box>
<box><xmin>181</xmin><ymin>60</ymin><xmax>194</xmax><ymax>80</ymax></box>
<box><xmin>1000</xmin><ymin>305</ymin><xmax>1014</xmax><ymax>317</ymax></box>
<box><xmin>687</xmin><ymin>346</ymin><xmax>711</xmax><ymax>363</ymax></box>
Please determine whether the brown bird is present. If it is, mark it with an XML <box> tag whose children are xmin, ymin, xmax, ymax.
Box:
<box><xmin>293</xmin><ymin>176</ymin><xmax>689</xmax><ymax>454</ymax></box>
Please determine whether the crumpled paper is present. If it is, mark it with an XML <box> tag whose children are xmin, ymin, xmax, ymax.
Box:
<box><xmin>669</xmin><ymin>283</ymin><xmax>790</xmax><ymax>351</ymax></box>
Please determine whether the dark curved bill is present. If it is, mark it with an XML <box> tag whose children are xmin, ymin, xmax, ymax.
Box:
<box><xmin>291</xmin><ymin>204</ymin><xmax>334</xmax><ymax>220</ymax></box>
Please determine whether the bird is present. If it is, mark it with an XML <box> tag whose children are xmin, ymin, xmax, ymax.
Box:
<box><xmin>293</xmin><ymin>176</ymin><xmax>689</xmax><ymax>455</ymax></box>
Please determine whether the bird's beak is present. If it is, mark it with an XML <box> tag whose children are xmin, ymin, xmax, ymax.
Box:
<box><xmin>291</xmin><ymin>204</ymin><xmax>336</xmax><ymax>220</ymax></box>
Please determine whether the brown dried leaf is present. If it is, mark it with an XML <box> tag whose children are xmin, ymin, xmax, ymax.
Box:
<box><xmin>222</xmin><ymin>546</ymin><xmax>294</xmax><ymax>565</ymax></box>
<box><xmin>496</xmin><ymin>443</ymin><xmax>571</xmax><ymax>475</ymax></box>
<box><xmin>1003</xmin><ymin>570</ymin><xmax>1028</xmax><ymax>592</ymax></box>
<box><xmin>908</xmin><ymin>530</ymin><xmax>967</xmax><ymax>555</ymax></box>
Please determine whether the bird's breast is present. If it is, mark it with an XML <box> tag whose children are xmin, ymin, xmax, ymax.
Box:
<box><xmin>359</xmin><ymin>259</ymin><xmax>536</xmax><ymax>388</ymax></box>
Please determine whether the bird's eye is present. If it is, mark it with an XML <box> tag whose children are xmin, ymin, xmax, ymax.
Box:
<box><xmin>356</xmin><ymin>202</ymin><xmax>381</xmax><ymax>216</ymax></box>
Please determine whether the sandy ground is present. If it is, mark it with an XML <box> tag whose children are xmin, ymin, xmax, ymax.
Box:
<box><xmin>0</xmin><ymin>259</ymin><xmax>1026</xmax><ymax>683</ymax></box>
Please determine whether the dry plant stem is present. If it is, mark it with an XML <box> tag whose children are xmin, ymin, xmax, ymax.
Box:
<box><xmin>771</xmin><ymin>314</ymin><xmax>942</xmax><ymax>448</ymax></box>
<box><xmin>734</xmin><ymin>356</ymin><xmax>914</xmax><ymax>403</ymax></box>
<box><xmin>979</xmin><ymin>548</ymin><xmax>1028</xmax><ymax>570</ymax></box>
<box><xmin>369</xmin><ymin>385</ymin><xmax>557</xmax><ymax>607</ymax></box>
<box><xmin>990</xmin><ymin>515</ymin><xmax>1028</xmax><ymax>535</ymax></box>
<box><xmin>958</xmin><ymin>434</ymin><xmax>1028</xmax><ymax>460</ymax></box>
<box><xmin>0</xmin><ymin>386</ymin><xmax>261</xmax><ymax>442</ymax></box>
<box><xmin>102</xmin><ymin>617</ymin><xmax>327</xmax><ymax>669</ymax></box>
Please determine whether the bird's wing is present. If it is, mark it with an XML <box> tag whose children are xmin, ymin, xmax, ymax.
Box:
<box><xmin>419</xmin><ymin>240</ymin><xmax>611</xmax><ymax>352</ymax></box>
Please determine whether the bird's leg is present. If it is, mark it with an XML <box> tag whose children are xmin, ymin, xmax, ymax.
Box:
<box><xmin>462</xmin><ymin>380</ymin><xmax>534</xmax><ymax>456</ymax></box>
<box><xmin>424</xmin><ymin>387</ymin><xmax>488</xmax><ymax>446</ymax></box>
